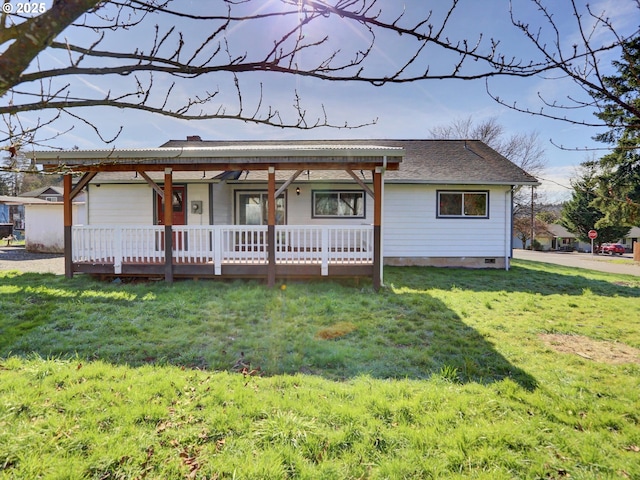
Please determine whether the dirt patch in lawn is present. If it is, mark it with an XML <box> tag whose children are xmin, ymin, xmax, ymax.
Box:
<box><xmin>540</xmin><ymin>334</ymin><xmax>640</xmax><ymax>364</ymax></box>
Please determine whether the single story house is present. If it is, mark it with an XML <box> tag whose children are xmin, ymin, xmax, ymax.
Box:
<box><xmin>621</xmin><ymin>227</ymin><xmax>640</xmax><ymax>252</ymax></box>
<box><xmin>28</xmin><ymin>138</ymin><xmax>539</xmax><ymax>288</ymax></box>
<box><xmin>535</xmin><ymin>224</ymin><xmax>592</xmax><ymax>252</ymax></box>
<box><xmin>20</xmin><ymin>185</ymin><xmax>65</xmax><ymax>203</ymax></box>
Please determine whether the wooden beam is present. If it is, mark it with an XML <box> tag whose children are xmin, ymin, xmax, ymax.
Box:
<box><xmin>275</xmin><ymin>169</ymin><xmax>303</xmax><ymax>197</ymax></box>
<box><xmin>70</xmin><ymin>172</ymin><xmax>97</xmax><ymax>200</ymax></box>
<box><xmin>163</xmin><ymin>168</ymin><xmax>174</xmax><ymax>284</ymax></box>
<box><xmin>140</xmin><ymin>171</ymin><xmax>165</xmax><ymax>199</ymax></box>
<box><xmin>267</xmin><ymin>166</ymin><xmax>276</xmax><ymax>287</ymax></box>
<box><xmin>63</xmin><ymin>174</ymin><xmax>73</xmax><ymax>278</ymax></box>
<box><xmin>346</xmin><ymin>169</ymin><xmax>374</xmax><ymax>198</ymax></box>
<box><xmin>373</xmin><ymin>169</ymin><xmax>383</xmax><ymax>291</ymax></box>
<box><xmin>43</xmin><ymin>161</ymin><xmax>401</xmax><ymax>174</ymax></box>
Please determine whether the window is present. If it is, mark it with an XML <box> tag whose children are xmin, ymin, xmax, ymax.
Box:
<box><xmin>313</xmin><ymin>190</ymin><xmax>365</xmax><ymax>218</ymax></box>
<box><xmin>236</xmin><ymin>191</ymin><xmax>286</xmax><ymax>225</ymax></box>
<box><xmin>437</xmin><ymin>191</ymin><xmax>488</xmax><ymax>218</ymax></box>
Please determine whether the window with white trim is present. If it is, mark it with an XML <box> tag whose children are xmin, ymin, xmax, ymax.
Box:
<box><xmin>312</xmin><ymin>190</ymin><xmax>365</xmax><ymax>218</ymax></box>
<box><xmin>437</xmin><ymin>191</ymin><xmax>489</xmax><ymax>218</ymax></box>
<box><xmin>236</xmin><ymin>191</ymin><xmax>286</xmax><ymax>225</ymax></box>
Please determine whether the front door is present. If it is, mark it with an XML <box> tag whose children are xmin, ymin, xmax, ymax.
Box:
<box><xmin>157</xmin><ymin>186</ymin><xmax>186</xmax><ymax>225</ymax></box>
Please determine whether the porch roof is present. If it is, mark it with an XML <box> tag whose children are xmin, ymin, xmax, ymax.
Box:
<box><xmin>27</xmin><ymin>145</ymin><xmax>403</xmax><ymax>172</ymax></box>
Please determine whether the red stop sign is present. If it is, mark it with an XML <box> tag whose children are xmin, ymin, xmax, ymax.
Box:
<box><xmin>588</xmin><ymin>229</ymin><xmax>598</xmax><ymax>240</ymax></box>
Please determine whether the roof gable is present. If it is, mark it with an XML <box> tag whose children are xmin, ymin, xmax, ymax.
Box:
<box><xmin>19</xmin><ymin>186</ymin><xmax>63</xmax><ymax>198</ymax></box>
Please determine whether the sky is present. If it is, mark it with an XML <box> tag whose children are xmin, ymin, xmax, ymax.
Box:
<box><xmin>10</xmin><ymin>0</ymin><xmax>640</xmax><ymax>202</ymax></box>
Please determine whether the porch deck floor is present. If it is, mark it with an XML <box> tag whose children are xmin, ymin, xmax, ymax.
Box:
<box><xmin>72</xmin><ymin>258</ymin><xmax>374</xmax><ymax>279</ymax></box>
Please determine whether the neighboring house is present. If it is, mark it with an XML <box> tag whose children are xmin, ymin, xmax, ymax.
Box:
<box><xmin>20</xmin><ymin>185</ymin><xmax>65</xmax><ymax>203</ymax></box>
<box><xmin>0</xmin><ymin>186</ymin><xmax>67</xmax><ymax>241</ymax></box>
<box><xmin>0</xmin><ymin>196</ymin><xmax>19</xmax><ymax>240</ymax></box>
<box><xmin>23</xmin><ymin>199</ymin><xmax>86</xmax><ymax>253</ymax></box>
<box><xmin>535</xmin><ymin>224</ymin><xmax>592</xmax><ymax>252</ymax></box>
<box><xmin>535</xmin><ymin>224</ymin><xmax>639</xmax><ymax>254</ymax></box>
<box><xmin>29</xmin><ymin>138</ymin><xmax>539</xmax><ymax>286</ymax></box>
<box><xmin>621</xmin><ymin>227</ymin><xmax>640</xmax><ymax>252</ymax></box>
<box><xmin>16</xmin><ymin>187</ymin><xmax>87</xmax><ymax>253</ymax></box>
<box><xmin>0</xmin><ymin>196</ymin><xmax>13</xmax><ymax>225</ymax></box>
<box><xmin>0</xmin><ymin>195</ymin><xmax>44</xmax><ymax>240</ymax></box>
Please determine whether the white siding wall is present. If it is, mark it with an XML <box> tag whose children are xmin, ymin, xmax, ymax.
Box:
<box><xmin>25</xmin><ymin>203</ymin><xmax>83</xmax><ymax>253</ymax></box>
<box><xmin>383</xmin><ymin>184</ymin><xmax>511</xmax><ymax>258</ymax></box>
<box><xmin>211</xmin><ymin>183</ymin><xmax>232</xmax><ymax>224</ymax></box>
<box><xmin>186</xmin><ymin>184</ymin><xmax>210</xmax><ymax>226</ymax></box>
<box><xmin>84</xmin><ymin>181</ymin><xmax>513</xmax><ymax>263</ymax></box>
<box><xmin>89</xmin><ymin>184</ymin><xmax>215</xmax><ymax>226</ymax></box>
<box><xmin>88</xmin><ymin>184</ymin><xmax>153</xmax><ymax>225</ymax></box>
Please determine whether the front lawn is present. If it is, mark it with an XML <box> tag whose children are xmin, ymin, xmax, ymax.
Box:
<box><xmin>1</xmin><ymin>261</ymin><xmax>639</xmax><ymax>478</ymax></box>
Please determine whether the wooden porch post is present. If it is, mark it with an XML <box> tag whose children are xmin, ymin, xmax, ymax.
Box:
<box><xmin>163</xmin><ymin>168</ymin><xmax>174</xmax><ymax>284</ymax></box>
<box><xmin>373</xmin><ymin>167</ymin><xmax>383</xmax><ymax>291</ymax></box>
<box><xmin>63</xmin><ymin>173</ymin><xmax>73</xmax><ymax>279</ymax></box>
<box><xmin>267</xmin><ymin>166</ymin><xmax>276</xmax><ymax>287</ymax></box>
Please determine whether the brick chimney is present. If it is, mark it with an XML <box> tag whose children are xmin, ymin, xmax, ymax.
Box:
<box><xmin>186</xmin><ymin>135</ymin><xmax>202</xmax><ymax>142</ymax></box>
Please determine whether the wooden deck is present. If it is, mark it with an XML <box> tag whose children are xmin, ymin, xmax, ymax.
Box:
<box><xmin>71</xmin><ymin>225</ymin><xmax>374</xmax><ymax>279</ymax></box>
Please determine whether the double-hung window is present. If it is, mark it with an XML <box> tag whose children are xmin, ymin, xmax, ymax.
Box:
<box><xmin>312</xmin><ymin>190</ymin><xmax>365</xmax><ymax>218</ymax></box>
<box><xmin>437</xmin><ymin>191</ymin><xmax>489</xmax><ymax>218</ymax></box>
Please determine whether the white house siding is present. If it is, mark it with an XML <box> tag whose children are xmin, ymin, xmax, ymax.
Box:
<box><xmin>211</xmin><ymin>183</ymin><xmax>232</xmax><ymax>225</ymax></box>
<box><xmin>88</xmin><ymin>184</ymin><xmax>153</xmax><ymax>225</ymax></box>
<box><xmin>25</xmin><ymin>203</ymin><xmax>83</xmax><ymax>253</ymax></box>
<box><xmin>383</xmin><ymin>184</ymin><xmax>511</xmax><ymax>268</ymax></box>
<box><xmin>186</xmin><ymin>184</ymin><xmax>210</xmax><ymax>226</ymax></box>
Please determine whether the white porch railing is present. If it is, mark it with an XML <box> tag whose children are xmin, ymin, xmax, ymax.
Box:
<box><xmin>71</xmin><ymin>225</ymin><xmax>373</xmax><ymax>275</ymax></box>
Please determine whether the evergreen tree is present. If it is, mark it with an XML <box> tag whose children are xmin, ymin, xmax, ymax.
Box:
<box><xmin>592</xmin><ymin>36</ymin><xmax>640</xmax><ymax>226</ymax></box>
<box><xmin>561</xmin><ymin>163</ymin><xmax>630</xmax><ymax>244</ymax></box>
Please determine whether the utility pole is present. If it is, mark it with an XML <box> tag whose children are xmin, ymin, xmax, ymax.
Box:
<box><xmin>530</xmin><ymin>186</ymin><xmax>535</xmax><ymax>249</ymax></box>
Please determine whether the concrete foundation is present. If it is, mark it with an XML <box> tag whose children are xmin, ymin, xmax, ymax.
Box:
<box><xmin>384</xmin><ymin>256</ymin><xmax>507</xmax><ymax>269</ymax></box>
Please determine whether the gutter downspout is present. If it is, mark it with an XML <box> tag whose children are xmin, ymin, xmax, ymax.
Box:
<box><xmin>505</xmin><ymin>187</ymin><xmax>514</xmax><ymax>271</ymax></box>
<box><xmin>380</xmin><ymin>156</ymin><xmax>386</xmax><ymax>286</ymax></box>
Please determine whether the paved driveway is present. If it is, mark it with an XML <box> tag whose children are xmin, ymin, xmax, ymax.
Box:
<box><xmin>513</xmin><ymin>249</ymin><xmax>640</xmax><ymax>277</ymax></box>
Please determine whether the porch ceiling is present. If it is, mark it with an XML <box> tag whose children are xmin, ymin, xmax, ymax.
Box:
<box><xmin>27</xmin><ymin>145</ymin><xmax>403</xmax><ymax>173</ymax></box>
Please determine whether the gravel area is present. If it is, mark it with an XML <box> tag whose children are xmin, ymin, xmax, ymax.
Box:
<box><xmin>0</xmin><ymin>246</ymin><xmax>65</xmax><ymax>275</ymax></box>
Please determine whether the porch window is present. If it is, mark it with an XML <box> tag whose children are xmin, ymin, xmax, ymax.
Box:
<box><xmin>236</xmin><ymin>191</ymin><xmax>286</xmax><ymax>225</ymax></box>
<box><xmin>312</xmin><ymin>190</ymin><xmax>365</xmax><ymax>218</ymax></box>
<box><xmin>437</xmin><ymin>191</ymin><xmax>489</xmax><ymax>218</ymax></box>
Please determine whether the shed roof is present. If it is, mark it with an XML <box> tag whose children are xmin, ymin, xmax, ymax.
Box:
<box><xmin>27</xmin><ymin>144</ymin><xmax>403</xmax><ymax>172</ymax></box>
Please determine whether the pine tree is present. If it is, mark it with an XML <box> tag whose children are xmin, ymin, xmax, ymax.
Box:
<box><xmin>561</xmin><ymin>163</ymin><xmax>630</xmax><ymax>244</ymax></box>
<box><xmin>592</xmin><ymin>36</ymin><xmax>640</xmax><ymax>226</ymax></box>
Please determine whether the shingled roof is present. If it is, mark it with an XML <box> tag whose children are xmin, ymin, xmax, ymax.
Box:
<box><xmin>161</xmin><ymin>138</ymin><xmax>539</xmax><ymax>186</ymax></box>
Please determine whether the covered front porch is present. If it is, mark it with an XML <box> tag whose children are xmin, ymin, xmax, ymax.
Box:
<box><xmin>30</xmin><ymin>143</ymin><xmax>403</xmax><ymax>289</ymax></box>
<box><xmin>71</xmin><ymin>224</ymin><xmax>374</xmax><ymax>278</ymax></box>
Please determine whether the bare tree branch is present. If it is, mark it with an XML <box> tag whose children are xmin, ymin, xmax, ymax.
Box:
<box><xmin>0</xmin><ymin>0</ymin><xmax>638</xmax><ymax>150</ymax></box>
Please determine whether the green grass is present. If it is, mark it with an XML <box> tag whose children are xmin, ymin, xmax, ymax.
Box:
<box><xmin>1</xmin><ymin>261</ymin><xmax>639</xmax><ymax>479</ymax></box>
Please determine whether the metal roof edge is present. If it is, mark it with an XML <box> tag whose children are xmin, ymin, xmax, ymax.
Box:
<box><xmin>385</xmin><ymin>180</ymin><xmax>541</xmax><ymax>186</ymax></box>
<box><xmin>26</xmin><ymin>145</ymin><xmax>405</xmax><ymax>161</ymax></box>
